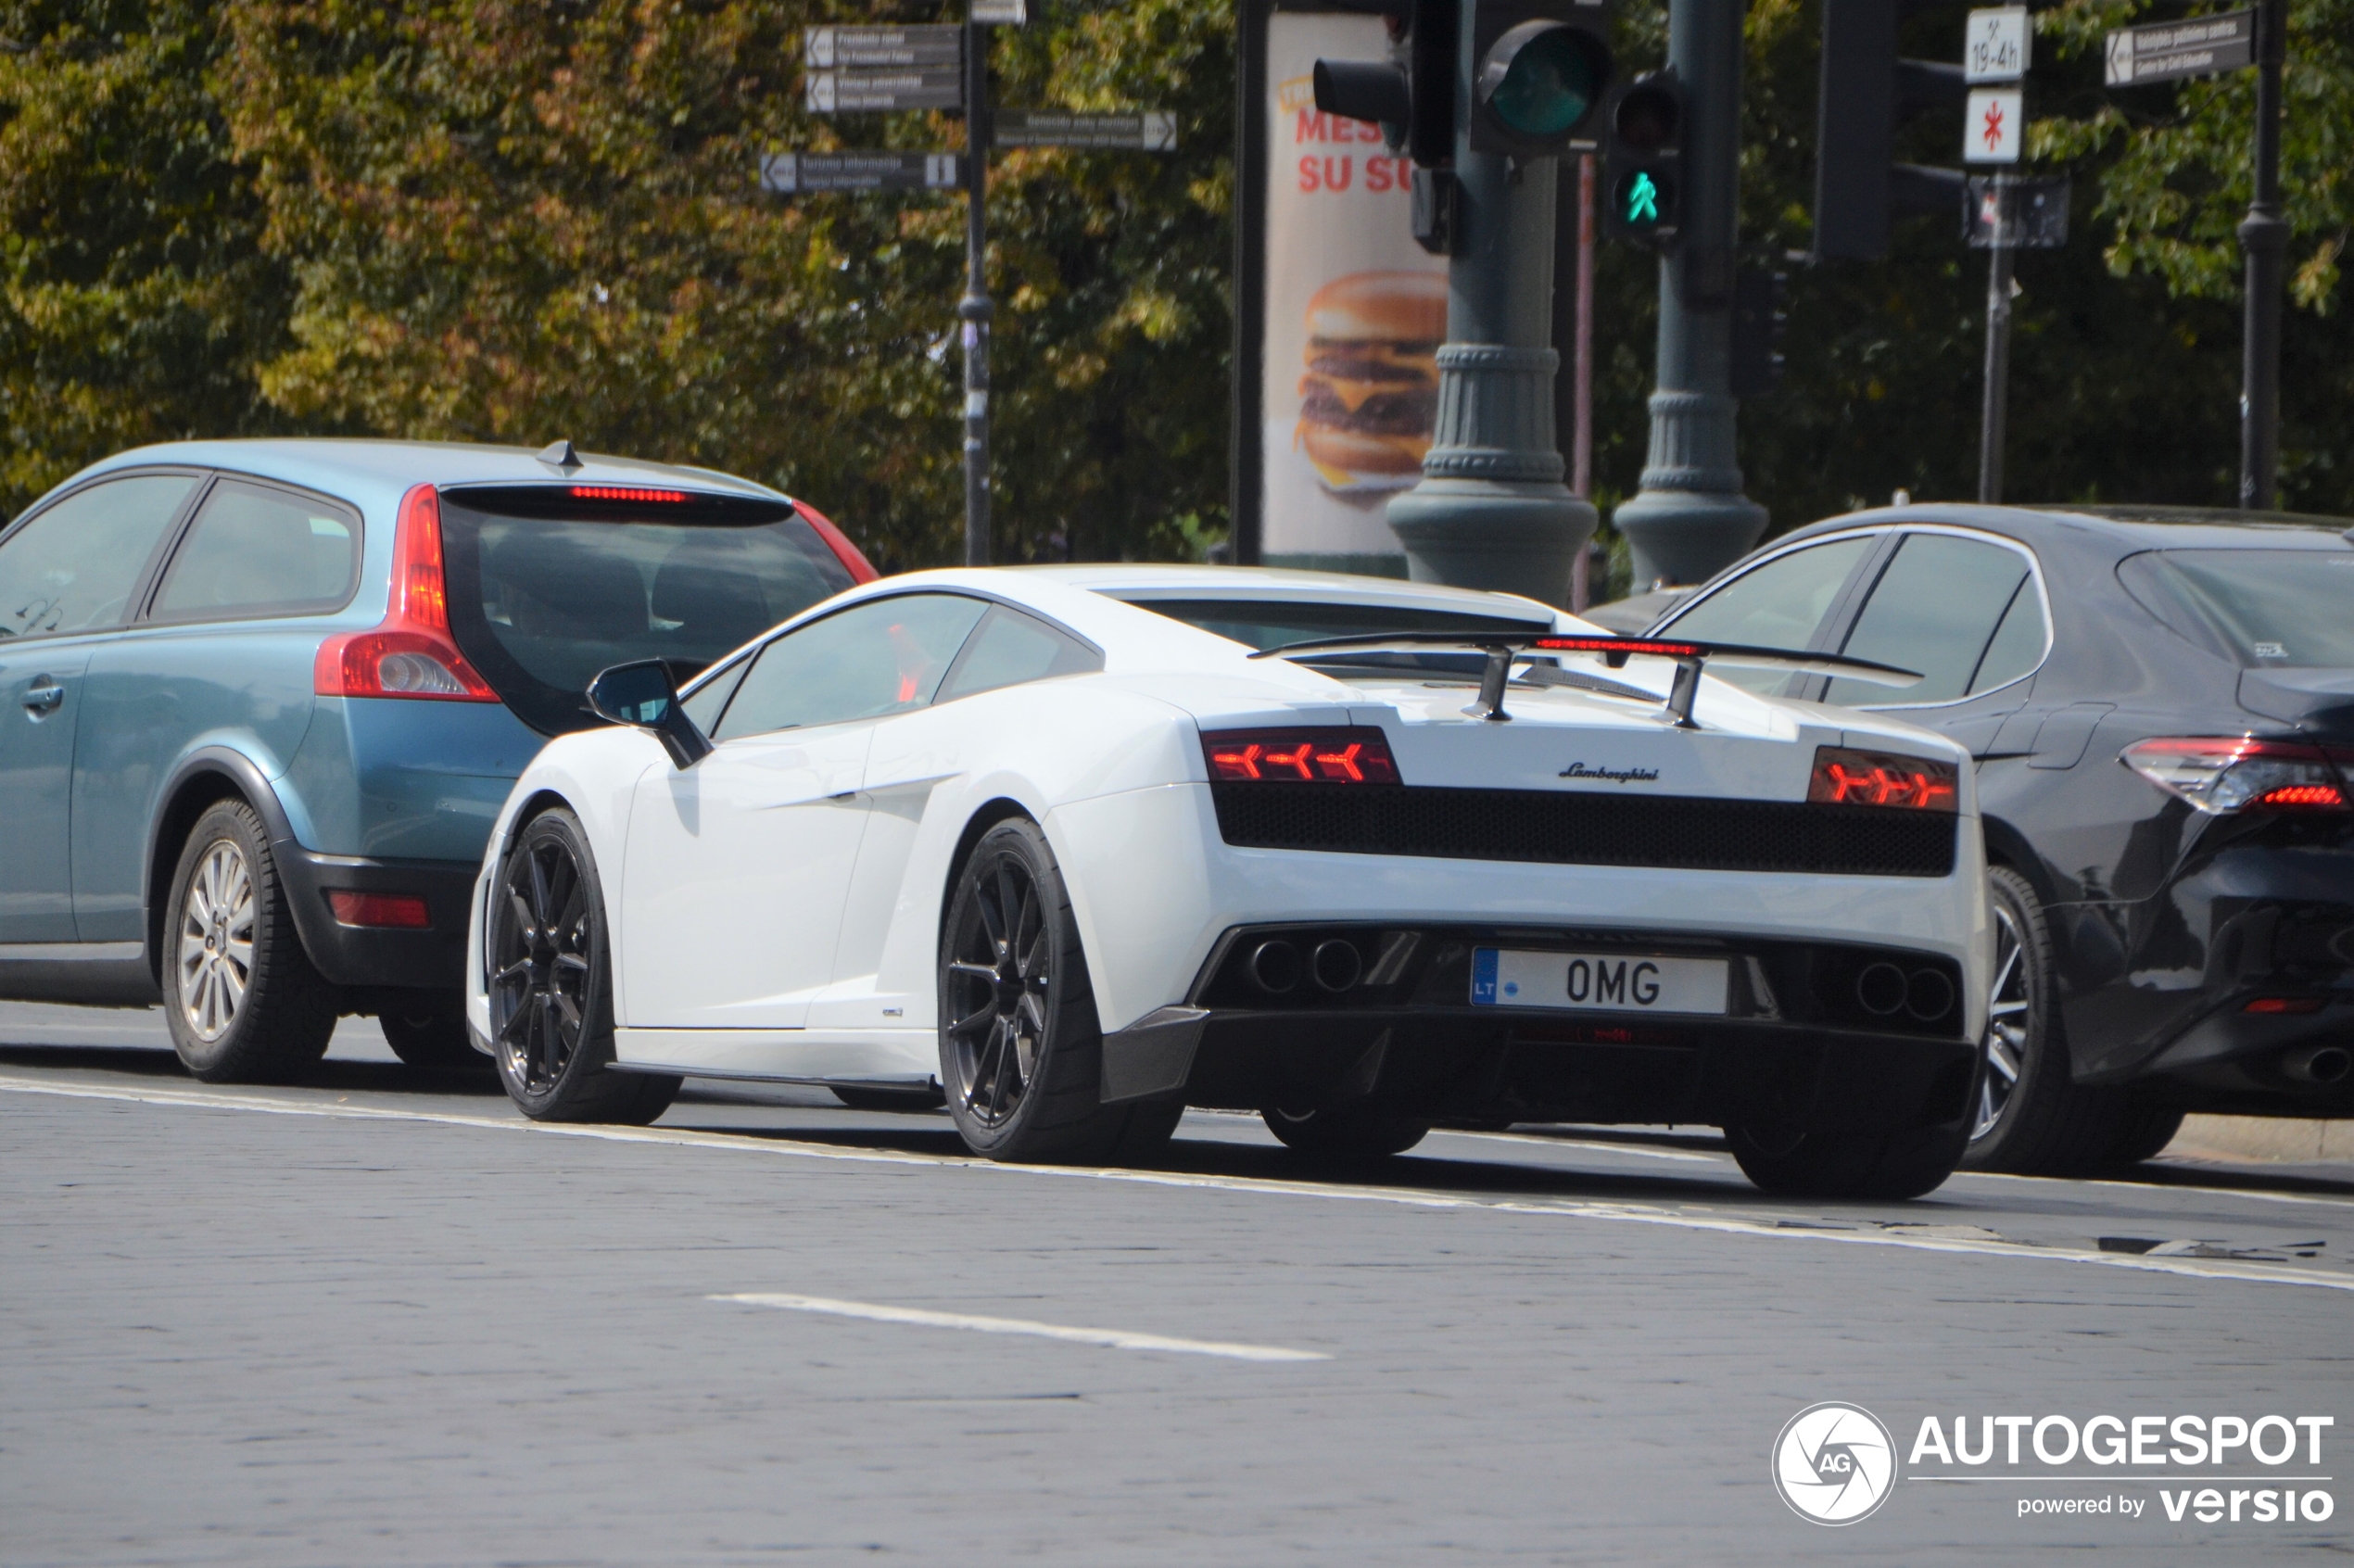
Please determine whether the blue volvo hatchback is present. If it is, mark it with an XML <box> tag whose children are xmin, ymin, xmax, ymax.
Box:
<box><xmin>0</xmin><ymin>439</ymin><xmax>873</xmax><ymax>1080</ymax></box>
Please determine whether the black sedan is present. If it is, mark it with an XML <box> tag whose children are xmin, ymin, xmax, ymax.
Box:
<box><xmin>1646</xmin><ymin>504</ymin><xmax>2354</xmax><ymax>1175</ymax></box>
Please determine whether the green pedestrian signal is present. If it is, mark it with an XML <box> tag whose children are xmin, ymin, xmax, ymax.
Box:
<box><xmin>1625</xmin><ymin>171</ymin><xmax>1661</xmax><ymax>225</ymax></box>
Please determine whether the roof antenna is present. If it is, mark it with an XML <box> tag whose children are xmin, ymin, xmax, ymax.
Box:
<box><xmin>537</xmin><ymin>439</ymin><xmax>582</xmax><ymax>473</ymax></box>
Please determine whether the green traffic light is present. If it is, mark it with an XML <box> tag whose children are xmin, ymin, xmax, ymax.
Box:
<box><xmin>1482</xmin><ymin>25</ymin><xmax>1608</xmax><ymax>141</ymax></box>
<box><xmin>1625</xmin><ymin>171</ymin><xmax>1661</xmax><ymax>225</ymax></box>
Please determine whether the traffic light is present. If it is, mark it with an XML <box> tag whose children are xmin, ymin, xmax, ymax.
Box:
<box><xmin>1729</xmin><ymin>266</ymin><xmax>1788</xmax><ymax>397</ymax></box>
<box><xmin>1467</xmin><ymin>0</ymin><xmax>1613</xmax><ymax>158</ymax></box>
<box><xmin>1814</xmin><ymin>0</ymin><xmax>1968</xmax><ymax>261</ymax></box>
<box><xmin>1602</xmin><ymin>70</ymin><xmax>1682</xmax><ymax>246</ymax></box>
<box><xmin>1312</xmin><ymin>0</ymin><xmax>1458</xmax><ymax>170</ymax></box>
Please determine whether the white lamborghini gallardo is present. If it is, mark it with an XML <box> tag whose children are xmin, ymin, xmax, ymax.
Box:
<box><xmin>468</xmin><ymin>566</ymin><xmax>1989</xmax><ymax>1197</ymax></box>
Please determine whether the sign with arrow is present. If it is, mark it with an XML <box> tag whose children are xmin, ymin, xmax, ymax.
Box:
<box><xmin>760</xmin><ymin>152</ymin><xmax>964</xmax><ymax>194</ymax></box>
<box><xmin>2104</xmin><ymin>9</ymin><xmax>2255</xmax><ymax>86</ymax></box>
<box><xmin>804</xmin><ymin>25</ymin><xmax>965</xmax><ymax>112</ymax></box>
<box><xmin>994</xmin><ymin>111</ymin><xmax>1178</xmax><ymax>151</ymax></box>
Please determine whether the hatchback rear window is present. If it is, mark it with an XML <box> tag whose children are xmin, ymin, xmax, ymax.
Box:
<box><xmin>437</xmin><ymin>488</ymin><xmax>854</xmax><ymax>735</ymax></box>
<box><xmin>2118</xmin><ymin>548</ymin><xmax>2354</xmax><ymax>669</ymax></box>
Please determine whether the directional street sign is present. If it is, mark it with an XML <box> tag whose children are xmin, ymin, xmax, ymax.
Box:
<box><xmin>969</xmin><ymin>0</ymin><xmax>1027</xmax><ymax>22</ymax></box>
<box><xmin>1964</xmin><ymin>6</ymin><xmax>2030</xmax><ymax>83</ymax></box>
<box><xmin>760</xmin><ymin>152</ymin><xmax>964</xmax><ymax>194</ymax></box>
<box><xmin>1965</xmin><ymin>175</ymin><xmax>2069</xmax><ymax>249</ymax></box>
<box><xmin>806</xmin><ymin>70</ymin><xmax>965</xmax><ymax>114</ymax></box>
<box><xmin>2103</xmin><ymin>9</ymin><xmax>2255</xmax><ymax>86</ymax></box>
<box><xmin>1965</xmin><ymin>87</ymin><xmax>2022</xmax><ymax>163</ymax></box>
<box><xmin>994</xmin><ymin>110</ymin><xmax>1178</xmax><ymax>151</ymax></box>
<box><xmin>804</xmin><ymin>26</ymin><xmax>962</xmax><ymax>70</ymax></box>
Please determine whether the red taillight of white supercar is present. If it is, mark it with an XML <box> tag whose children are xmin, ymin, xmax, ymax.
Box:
<box><xmin>313</xmin><ymin>485</ymin><xmax>498</xmax><ymax>703</ymax></box>
<box><xmin>2121</xmin><ymin>737</ymin><xmax>2351</xmax><ymax>815</ymax></box>
<box><xmin>1203</xmin><ymin>728</ymin><xmax>1402</xmax><ymax>785</ymax></box>
<box><xmin>1807</xmin><ymin>746</ymin><xmax>1959</xmax><ymax>812</ymax></box>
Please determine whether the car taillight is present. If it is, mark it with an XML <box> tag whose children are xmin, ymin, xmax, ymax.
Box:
<box><xmin>2121</xmin><ymin>738</ymin><xmax>2351</xmax><ymax>814</ymax></box>
<box><xmin>571</xmin><ymin>485</ymin><xmax>686</xmax><ymax>503</ymax></box>
<box><xmin>314</xmin><ymin>485</ymin><xmax>498</xmax><ymax>702</ymax></box>
<box><xmin>1807</xmin><ymin>746</ymin><xmax>1959</xmax><ymax>812</ymax></box>
<box><xmin>1203</xmin><ymin>728</ymin><xmax>1401</xmax><ymax>784</ymax></box>
<box><xmin>326</xmin><ymin>891</ymin><xmax>432</xmax><ymax>929</ymax></box>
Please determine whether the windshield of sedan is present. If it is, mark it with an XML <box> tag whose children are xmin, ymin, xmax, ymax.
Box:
<box><xmin>438</xmin><ymin>490</ymin><xmax>855</xmax><ymax>734</ymax></box>
<box><xmin>2117</xmin><ymin>549</ymin><xmax>2354</xmax><ymax>669</ymax></box>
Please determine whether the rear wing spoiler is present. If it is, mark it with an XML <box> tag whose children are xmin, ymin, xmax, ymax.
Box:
<box><xmin>1248</xmin><ymin>632</ymin><xmax>1922</xmax><ymax>728</ymax></box>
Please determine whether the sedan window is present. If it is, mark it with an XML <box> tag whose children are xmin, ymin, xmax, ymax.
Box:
<box><xmin>0</xmin><ymin>474</ymin><xmax>196</xmax><ymax>639</ymax></box>
<box><xmin>1826</xmin><ymin>533</ymin><xmax>2034</xmax><ymax>706</ymax></box>
<box><xmin>712</xmin><ymin>593</ymin><xmax>988</xmax><ymax>740</ymax></box>
<box><xmin>1661</xmin><ymin>535</ymin><xmax>1875</xmax><ymax>694</ymax></box>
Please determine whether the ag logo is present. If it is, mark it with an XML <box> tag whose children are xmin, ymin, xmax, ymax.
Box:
<box><xmin>1771</xmin><ymin>1402</ymin><xmax>1897</xmax><ymax>1525</ymax></box>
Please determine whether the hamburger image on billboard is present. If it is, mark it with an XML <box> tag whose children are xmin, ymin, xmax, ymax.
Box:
<box><xmin>1259</xmin><ymin>11</ymin><xmax>1449</xmax><ymax>572</ymax></box>
<box><xmin>1297</xmin><ymin>271</ymin><xmax>1449</xmax><ymax>492</ymax></box>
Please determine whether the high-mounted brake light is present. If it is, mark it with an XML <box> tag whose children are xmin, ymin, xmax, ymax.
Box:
<box><xmin>1532</xmin><ymin>637</ymin><xmax>1704</xmax><ymax>661</ymax></box>
<box><xmin>2121</xmin><ymin>738</ymin><xmax>2351</xmax><ymax>815</ymax></box>
<box><xmin>570</xmin><ymin>485</ymin><xmax>688</xmax><ymax>503</ymax></box>
<box><xmin>313</xmin><ymin>486</ymin><xmax>499</xmax><ymax>703</ymax></box>
<box><xmin>1807</xmin><ymin>746</ymin><xmax>1959</xmax><ymax>812</ymax></box>
<box><xmin>1204</xmin><ymin>728</ymin><xmax>1401</xmax><ymax>785</ymax></box>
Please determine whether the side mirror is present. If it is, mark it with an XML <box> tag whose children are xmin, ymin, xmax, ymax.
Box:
<box><xmin>587</xmin><ymin>660</ymin><xmax>712</xmax><ymax>769</ymax></box>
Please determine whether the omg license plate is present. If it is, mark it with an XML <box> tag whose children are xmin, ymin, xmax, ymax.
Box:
<box><xmin>1471</xmin><ymin>948</ymin><xmax>1729</xmax><ymax>1016</ymax></box>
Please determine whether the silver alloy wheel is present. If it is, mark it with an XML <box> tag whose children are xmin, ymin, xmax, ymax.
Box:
<box><xmin>177</xmin><ymin>839</ymin><xmax>256</xmax><ymax>1043</ymax></box>
<box><xmin>1972</xmin><ymin>901</ymin><xmax>2030</xmax><ymax>1140</ymax></box>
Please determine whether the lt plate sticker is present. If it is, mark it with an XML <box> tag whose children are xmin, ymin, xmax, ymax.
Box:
<box><xmin>1471</xmin><ymin>949</ymin><xmax>1729</xmax><ymax>1015</ymax></box>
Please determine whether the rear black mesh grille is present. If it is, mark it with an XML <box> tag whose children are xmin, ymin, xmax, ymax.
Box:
<box><xmin>1210</xmin><ymin>784</ymin><xmax>1956</xmax><ymax>878</ymax></box>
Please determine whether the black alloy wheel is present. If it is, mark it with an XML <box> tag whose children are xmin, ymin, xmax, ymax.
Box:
<box><xmin>937</xmin><ymin>817</ymin><xmax>1181</xmax><ymax>1164</ymax></box>
<box><xmin>943</xmin><ymin>849</ymin><xmax>1053</xmax><ymax>1132</ymax></box>
<box><xmin>487</xmin><ymin>809</ymin><xmax>677</xmax><ymax>1125</ymax></box>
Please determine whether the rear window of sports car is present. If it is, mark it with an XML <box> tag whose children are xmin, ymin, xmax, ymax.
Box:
<box><xmin>1115</xmin><ymin>597</ymin><xmax>1550</xmax><ymax>653</ymax></box>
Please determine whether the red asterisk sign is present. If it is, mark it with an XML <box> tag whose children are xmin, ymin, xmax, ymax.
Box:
<box><xmin>1981</xmin><ymin>100</ymin><xmax>2006</xmax><ymax>151</ymax></box>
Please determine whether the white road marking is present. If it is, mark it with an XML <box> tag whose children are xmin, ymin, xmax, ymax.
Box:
<box><xmin>5</xmin><ymin>1075</ymin><xmax>2350</xmax><ymax>1294</ymax></box>
<box><xmin>713</xmin><ymin>1292</ymin><xmax>1328</xmax><ymax>1362</ymax></box>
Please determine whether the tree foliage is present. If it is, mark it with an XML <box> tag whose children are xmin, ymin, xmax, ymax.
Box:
<box><xmin>2</xmin><ymin>0</ymin><xmax>2348</xmax><ymax>560</ymax></box>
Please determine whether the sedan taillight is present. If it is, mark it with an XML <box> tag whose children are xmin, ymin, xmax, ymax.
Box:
<box><xmin>1203</xmin><ymin>728</ymin><xmax>1401</xmax><ymax>784</ymax></box>
<box><xmin>2121</xmin><ymin>737</ymin><xmax>2351</xmax><ymax>814</ymax></box>
<box><xmin>1807</xmin><ymin>746</ymin><xmax>1959</xmax><ymax>812</ymax></box>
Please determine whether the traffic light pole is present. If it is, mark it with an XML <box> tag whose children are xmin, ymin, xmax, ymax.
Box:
<box><xmin>1977</xmin><ymin>174</ymin><xmax>2015</xmax><ymax>503</ymax></box>
<box><xmin>1611</xmin><ymin>0</ymin><xmax>1766</xmax><ymax>588</ymax></box>
<box><xmin>2237</xmin><ymin>0</ymin><xmax>2285</xmax><ymax>511</ymax></box>
<box><xmin>960</xmin><ymin>13</ymin><xmax>993</xmax><ymax>566</ymax></box>
<box><xmin>1385</xmin><ymin>14</ymin><xmax>1594</xmax><ymax>605</ymax></box>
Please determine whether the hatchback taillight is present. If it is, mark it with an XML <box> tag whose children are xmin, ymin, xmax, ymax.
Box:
<box><xmin>314</xmin><ymin>485</ymin><xmax>498</xmax><ymax>702</ymax></box>
<box><xmin>1807</xmin><ymin>746</ymin><xmax>1959</xmax><ymax>812</ymax></box>
<box><xmin>2121</xmin><ymin>738</ymin><xmax>2351</xmax><ymax>814</ymax></box>
<box><xmin>1203</xmin><ymin>728</ymin><xmax>1401</xmax><ymax>784</ymax></box>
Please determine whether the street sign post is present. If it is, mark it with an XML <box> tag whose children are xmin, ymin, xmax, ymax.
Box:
<box><xmin>2103</xmin><ymin>9</ymin><xmax>2254</xmax><ymax>87</ymax></box>
<box><xmin>1964</xmin><ymin>6</ymin><xmax>2029</xmax><ymax>82</ymax></box>
<box><xmin>995</xmin><ymin>111</ymin><xmax>1178</xmax><ymax>150</ymax></box>
<box><xmin>759</xmin><ymin>153</ymin><xmax>964</xmax><ymax>194</ymax></box>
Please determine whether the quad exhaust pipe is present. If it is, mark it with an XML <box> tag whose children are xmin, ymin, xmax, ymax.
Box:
<box><xmin>1248</xmin><ymin>938</ymin><xmax>1365</xmax><ymax>994</ymax></box>
<box><xmin>1854</xmin><ymin>961</ymin><xmax>1956</xmax><ymax>1023</ymax></box>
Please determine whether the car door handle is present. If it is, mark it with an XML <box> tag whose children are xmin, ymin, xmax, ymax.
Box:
<box><xmin>22</xmin><ymin>681</ymin><xmax>64</xmax><ymax>715</ymax></box>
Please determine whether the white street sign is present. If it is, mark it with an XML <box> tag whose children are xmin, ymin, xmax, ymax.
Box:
<box><xmin>970</xmin><ymin>0</ymin><xmax>1027</xmax><ymax>22</ymax></box>
<box><xmin>1965</xmin><ymin>7</ymin><xmax>2030</xmax><ymax>82</ymax></box>
<box><xmin>1965</xmin><ymin>87</ymin><xmax>2022</xmax><ymax>163</ymax></box>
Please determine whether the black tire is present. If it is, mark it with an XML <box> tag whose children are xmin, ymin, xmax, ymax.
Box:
<box><xmin>937</xmin><ymin>817</ymin><xmax>1181</xmax><ymax>1165</ymax></box>
<box><xmin>380</xmin><ymin>991</ymin><xmax>490</xmax><ymax>1074</ymax></box>
<box><xmin>830</xmin><ymin>1083</ymin><xmax>946</xmax><ymax>1113</ymax></box>
<box><xmin>1262</xmin><ymin>1103</ymin><xmax>1431</xmax><ymax>1161</ymax></box>
<box><xmin>162</xmin><ymin>800</ymin><xmax>337</xmax><ymax>1083</ymax></box>
<box><xmin>1726</xmin><ymin>1111</ymin><xmax>1970</xmax><ymax>1201</ymax></box>
<box><xmin>487</xmin><ymin>808</ymin><xmax>677</xmax><ymax>1126</ymax></box>
<box><xmin>1961</xmin><ymin>866</ymin><xmax>2133</xmax><ymax>1176</ymax></box>
<box><xmin>2104</xmin><ymin>1099</ymin><xmax>2186</xmax><ymax>1168</ymax></box>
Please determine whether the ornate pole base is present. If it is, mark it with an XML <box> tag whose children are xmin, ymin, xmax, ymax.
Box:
<box><xmin>1613</xmin><ymin>388</ymin><xmax>1766</xmax><ymax>589</ymax></box>
<box><xmin>1387</xmin><ymin>342</ymin><xmax>1596</xmax><ymax>606</ymax></box>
